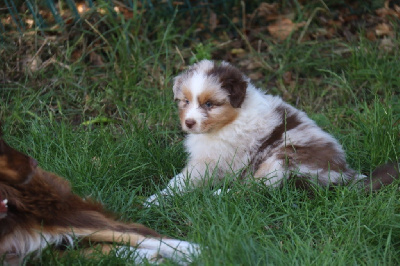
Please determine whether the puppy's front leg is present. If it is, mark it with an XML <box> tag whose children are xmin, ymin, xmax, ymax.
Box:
<box><xmin>144</xmin><ymin>161</ymin><xmax>216</xmax><ymax>207</ymax></box>
<box><xmin>144</xmin><ymin>172</ymin><xmax>188</xmax><ymax>207</ymax></box>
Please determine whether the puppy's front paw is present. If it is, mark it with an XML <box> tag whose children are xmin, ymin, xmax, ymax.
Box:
<box><xmin>212</xmin><ymin>188</ymin><xmax>231</xmax><ymax>196</ymax></box>
<box><xmin>143</xmin><ymin>194</ymin><xmax>160</xmax><ymax>208</ymax></box>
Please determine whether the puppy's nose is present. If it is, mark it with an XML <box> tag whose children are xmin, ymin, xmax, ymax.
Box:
<box><xmin>185</xmin><ymin>119</ymin><xmax>196</xmax><ymax>129</ymax></box>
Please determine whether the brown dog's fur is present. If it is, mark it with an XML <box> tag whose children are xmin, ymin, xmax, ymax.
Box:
<box><xmin>0</xmin><ymin>131</ymin><xmax>198</xmax><ymax>264</ymax></box>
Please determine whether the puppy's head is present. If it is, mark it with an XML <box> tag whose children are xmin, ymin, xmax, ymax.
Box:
<box><xmin>173</xmin><ymin>60</ymin><xmax>248</xmax><ymax>134</ymax></box>
<box><xmin>0</xmin><ymin>124</ymin><xmax>38</xmax><ymax>185</ymax></box>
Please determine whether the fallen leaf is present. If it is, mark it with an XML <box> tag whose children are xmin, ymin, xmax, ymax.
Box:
<box><xmin>375</xmin><ymin>23</ymin><xmax>394</xmax><ymax>37</ymax></box>
<box><xmin>395</xmin><ymin>4</ymin><xmax>400</xmax><ymax>14</ymax></box>
<box><xmin>380</xmin><ymin>37</ymin><xmax>395</xmax><ymax>52</ymax></box>
<box><xmin>267</xmin><ymin>18</ymin><xmax>294</xmax><ymax>40</ymax></box>
<box><xmin>247</xmin><ymin>61</ymin><xmax>262</xmax><ymax>70</ymax></box>
<box><xmin>89</xmin><ymin>52</ymin><xmax>105</xmax><ymax>67</ymax></box>
<box><xmin>22</xmin><ymin>55</ymin><xmax>42</xmax><ymax>74</ymax></box>
<box><xmin>76</xmin><ymin>2</ymin><xmax>89</xmax><ymax>14</ymax></box>
<box><xmin>375</xmin><ymin>1</ymin><xmax>400</xmax><ymax>18</ymax></box>
<box><xmin>172</xmin><ymin>1</ymin><xmax>184</xmax><ymax>6</ymax></box>
<box><xmin>230</xmin><ymin>48</ymin><xmax>246</xmax><ymax>55</ymax></box>
<box><xmin>71</xmin><ymin>50</ymin><xmax>83</xmax><ymax>62</ymax></box>
<box><xmin>232</xmin><ymin>17</ymin><xmax>240</xmax><ymax>24</ymax></box>
<box><xmin>282</xmin><ymin>71</ymin><xmax>292</xmax><ymax>85</ymax></box>
<box><xmin>366</xmin><ymin>31</ymin><xmax>376</xmax><ymax>41</ymax></box>
<box><xmin>343</xmin><ymin>28</ymin><xmax>355</xmax><ymax>42</ymax></box>
<box><xmin>248</xmin><ymin>71</ymin><xmax>263</xmax><ymax>80</ymax></box>
<box><xmin>209</xmin><ymin>11</ymin><xmax>218</xmax><ymax>32</ymax></box>
<box><xmin>121</xmin><ymin>9</ymin><xmax>134</xmax><ymax>19</ymax></box>
<box><xmin>252</xmin><ymin>2</ymin><xmax>279</xmax><ymax>21</ymax></box>
<box><xmin>267</xmin><ymin>18</ymin><xmax>305</xmax><ymax>41</ymax></box>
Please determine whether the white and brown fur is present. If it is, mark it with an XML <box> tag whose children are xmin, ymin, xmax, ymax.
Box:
<box><xmin>0</xmin><ymin>133</ymin><xmax>199</xmax><ymax>265</ymax></box>
<box><xmin>145</xmin><ymin>60</ymin><xmax>399</xmax><ymax>205</ymax></box>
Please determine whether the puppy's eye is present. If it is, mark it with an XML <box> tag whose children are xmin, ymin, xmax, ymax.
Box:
<box><xmin>205</xmin><ymin>101</ymin><xmax>213</xmax><ymax>108</ymax></box>
<box><xmin>185</xmin><ymin>99</ymin><xmax>190</xmax><ymax>104</ymax></box>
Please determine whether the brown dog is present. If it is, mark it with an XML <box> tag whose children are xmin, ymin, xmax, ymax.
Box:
<box><xmin>0</xmin><ymin>131</ymin><xmax>199</xmax><ymax>264</ymax></box>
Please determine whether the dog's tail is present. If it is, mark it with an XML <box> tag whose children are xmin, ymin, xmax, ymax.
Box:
<box><xmin>362</xmin><ymin>162</ymin><xmax>400</xmax><ymax>191</ymax></box>
<box><xmin>61</xmin><ymin>206</ymin><xmax>163</xmax><ymax>238</ymax></box>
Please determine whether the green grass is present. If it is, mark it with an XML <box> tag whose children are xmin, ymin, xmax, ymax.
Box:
<box><xmin>1</xmin><ymin>3</ymin><xmax>400</xmax><ymax>265</ymax></box>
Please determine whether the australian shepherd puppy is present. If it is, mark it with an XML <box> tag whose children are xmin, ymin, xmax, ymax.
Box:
<box><xmin>145</xmin><ymin>60</ymin><xmax>399</xmax><ymax>206</ymax></box>
<box><xmin>0</xmin><ymin>133</ymin><xmax>199</xmax><ymax>264</ymax></box>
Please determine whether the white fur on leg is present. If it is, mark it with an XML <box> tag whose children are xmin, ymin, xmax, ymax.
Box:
<box><xmin>139</xmin><ymin>238</ymin><xmax>200</xmax><ymax>264</ymax></box>
<box><xmin>212</xmin><ymin>188</ymin><xmax>231</xmax><ymax>196</ymax></box>
<box><xmin>115</xmin><ymin>246</ymin><xmax>161</xmax><ymax>264</ymax></box>
<box><xmin>116</xmin><ymin>239</ymin><xmax>200</xmax><ymax>264</ymax></box>
<box><xmin>144</xmin><ymin>173</ymin><xmax>187</xmax><ymax>207</ymax></box>
<box><xmin>143</xmin><ymin>193</ymin><xmax>163</xmax><ymax>207</ymax></box>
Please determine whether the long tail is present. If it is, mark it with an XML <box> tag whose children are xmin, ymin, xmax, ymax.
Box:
<box><xmin>363</xmin><ymin>162</ymin><xmax>400</xmax><ymax>191</ymax></box>
<box><xmin>60</xmin><ymin>208</ymin><xmax>163</xmax><ymax>238</ymax></box>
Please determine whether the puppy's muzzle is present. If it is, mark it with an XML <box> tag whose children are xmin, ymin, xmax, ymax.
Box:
<box><xmin>185</xmin><ymin>119</ymin><xmax>196</xmax><ymax>129</ymax></box>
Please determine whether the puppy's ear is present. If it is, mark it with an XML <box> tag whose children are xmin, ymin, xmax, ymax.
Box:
<box><xmin>172</xmin><ymin>75</ymin><xmax>183</xmax><ymax>100</ymax></box>
<box><xmin>208</xmin><ymin>63</ymin><xmax>248</xmax><ymax>108</ymax></box>
<box><xmin>221</xmin><ymin>66</ymin><xmax>247</xmax><ymax>108</ymax></box>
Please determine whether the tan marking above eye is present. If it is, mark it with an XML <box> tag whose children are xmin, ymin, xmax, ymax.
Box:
<box><xmin>198</xmin><ymin>88</ymin><xmax>228</xmax><ymax>107</ymax></box>
<box><xmin>182</xmin><ymin>87</ymin><xmax>193</xmax><ymax>102</ymax></box>
<box><xmin>198</xmin><ymin>90</ymin><xmax>215</xmax><ymax>106</ymax></box>
<box><xmin>201</xmin><ymin>100</ymin><xmax>225</xmax><ymax>108</ymax></box>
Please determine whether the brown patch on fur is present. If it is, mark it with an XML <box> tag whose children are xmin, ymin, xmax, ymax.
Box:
<box><xmin>179</xmin><ymin>109</ymin><xmax>186</xmax><ymax>128</ymax></box>
<box><xmin>249</xmin><ymin>106</ymin><xmax>302</xmax><ymax>174</ymax></box>
<box><xmin>258</xmin><ymin>107</ymin><xmax>302</xmax><ymax>154</ymax></box>
<box><xmin>201</xmin><ymin>103</ymin><xmax>238</xmax><ymax>132</ymax></box>
<box><xmin>178</xmin><ymin>86</ymin><xmax>194</xmax><ymax>127</ymax></box>
<box><xmin>0</xmin><ymin>137</ymin><xmax>182</xmax><ymax>263</ymax></box>
<box><xmin>253</xmin><ymin>160</ymin><xmax>276</xmax><ymax>179</ymax></box>
<box><xmin>0</xmin><ymin>139</ymin><xmax>38</xmax><ymax>185</ymax></box>
<box><xmin>277</xmin><ymin>142</ymin><xmax>347</xmax><ymax>173</ymax></box>
<box><xmin>364</xmin><ymin>162</ymin><xmax>400</xmax><ymax>191</ymax></box>
<box><xmin>182</xmin><ymin>86</ymin><xmax>193</xmax><ymax>103</ymax></box>
<box><xmin>197</xmin><ymin>90</ymin><xmax>215</xmax><ymax>106</ymax></box>
<box><xmin>207</xmin><ymin>64</ymin><xmax>247</xmax><ymax>108</ymax></box>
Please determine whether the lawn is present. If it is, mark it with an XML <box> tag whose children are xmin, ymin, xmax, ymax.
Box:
<box><xmin>1</xmin><ymin>1</ymin><xmax>399</xmax><ymax>265</ymax></box>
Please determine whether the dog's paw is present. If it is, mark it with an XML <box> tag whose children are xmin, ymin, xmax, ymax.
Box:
<box><xmin>143</xmin><ymin>194</ymin><xmax>160</xmax><ymax>208</ymax></box>
<box><xmin>212</xmin><ymin>188</ymin><xmax>231</xmax><ymax>196</ymax></box>
<box><xmin>118</xmin><ymin>239</ymin><xmax>201</xmax><ymax>265</ymax></box>
<box><xmin>158</xmin><ymin>239</ymin><xmax>201</xmax><ymax>263</ymax></box>
<box><xmin>115</xmin><ymin>246</ymin><xmax>163</xmax><ymax>264</ymax></box>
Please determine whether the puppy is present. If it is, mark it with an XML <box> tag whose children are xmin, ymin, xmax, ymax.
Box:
<box><xmin>145</xmin><ymin>60</ymin><xmax>399</xmax><ymax>205</ymax></box>
<box><xmin>0</xmin><ymin>133</ymin><xmax>199</xmax><ymax>264</ymax></box>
